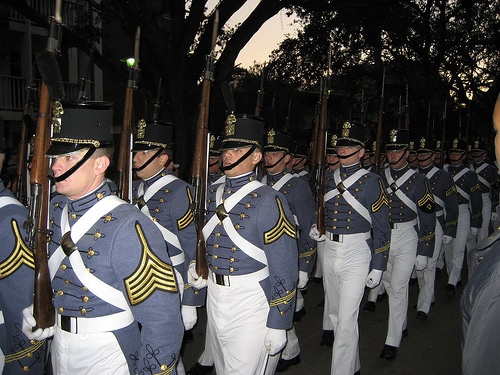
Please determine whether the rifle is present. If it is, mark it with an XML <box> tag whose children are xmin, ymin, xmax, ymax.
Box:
<box><xmin>117</xmin><ymin>26</ymin><xmax>140</xmax><ymax>202</ymax></box>
<box><xmin>439</xmin><ymin>100</ymin><xmax>447</xmax><ymax>168</ymax></box>
<box><xmin>28</xmin><ymin>0</ymin><xmax>65</xmax><ymax>328</ymax></box>
<box><xmin>313</xmin><ymin>45</ymin><xmax>332</xmax><ymax>235</ymax></box>
<box><xmin>374</xmin><ymin>68</ymin><xmax>385</xmax><ymax>173</ymax></box>
<box><xmin>404</xmin><ymin>84</ymin><xmax>409</xmax><ymax>130</ymax></box>
<box><xmin>309</xmin><ymin>89</ymin><xmax>322</xmax><ymax>172</ymax></box>
<box><xmin>15</xmin><ymin>77</ymin><xmax>36</xmax><ymax>206</ymax></box>
<box><xmin>77</xmin><ymin>44</ymin><xmax>96</xmax><ymax>100</ymax></box>
<box><xmin>254</xmin><ymin>64</ymin><xmax>265</xmax><ymax>117</ymax></box>
<box><xmin>152</xmin><ymin>78</ymin><xmax>162</xmax><ymax>122</ymax></box>
<box><xmin>190</xmin><ymin>10</ymin><xmax>219</xmax><ymax>279</ymax></box>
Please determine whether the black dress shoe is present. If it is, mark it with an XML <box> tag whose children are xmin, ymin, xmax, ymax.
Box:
<box><xmin>354</xmin><ymin>371</ymin><xmax>361</xmax><ymax>375</ymax></box>
<box><xmin>445</xmin><ymin>283</ymin><xmax>456</xmax><ymax>297</ymax></box>
<box><xmin>293</xmin><ymin>307</ymin><xmax>306</xmax><ymax>322</ymax></box>
<box><xmin>417</xmin><ymin>311</ymin><xmax>428</xmax><ymax>320</ymax></box>
<box><xmin>409</xmin><ymin>277</ymin><xmax>418</xmax><ymax>286</ymax></box>
<box><xmin>316</xmin><ymin>298</ymin><xmax>325</xmax><ymax>307</ymax></box>
<box><xmin>186</xmin><ymin>362</ymin><xmax>214</xmax><ymax>375</ymax></box>
<box><xmin>363</xmin><ymin>301</ymin><xmax>376</xmax><ymax>312</ymax></box>
<box><xmin>380</xmin><ymin>345</ymin><xmax>398</xmax><ymax>360</ymax></box>
<box><xmin>276</xmin><ymin>354</ymin><xmax>301</xmax><ymax>372</ymax></box>
<box><xmin>320</xmin><ymin>330</ymin><xmax>334</xmax><ymax>347</ymax></box>
<box><xmin>456</xmin><ymin>280</ymin><xmax>463</xmax><ymax>287</ymax></box>
<box><xmin>402</xmin><ymin>328</ymin><xmax>408</xmax><ymax>338</ymax></box>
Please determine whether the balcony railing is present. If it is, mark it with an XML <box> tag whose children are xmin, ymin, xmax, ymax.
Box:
<box><xmin>0</xmin><ymin>75</ymin><xmax>79</xmax><ymax>112</ymax></box>
<box><xmin>9</xmin><ymin>0</ymin><xmax>86</xmax><ymax>29</ymax></box>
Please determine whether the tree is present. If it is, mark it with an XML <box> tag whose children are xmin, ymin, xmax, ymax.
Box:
<box><xmin>267</xmin><ymin>0</ymin><xmax>500</xmax><ymax>145</ymax></box>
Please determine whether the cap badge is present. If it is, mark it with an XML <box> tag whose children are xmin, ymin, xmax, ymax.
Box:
<box><xmin>341</xmin><ymin>121</ymin><xmax>351</xmax><ymax>137</ymax></box>
<box><xmin>452</xmin><ymin>138</ymin><xmax>458</xmax><ymax>149</ymax></box>
<box><xmin>225</xmin><ymin>114</ymin><xmax>236</xmax><ymax>136</ymax></box>
<box><xmin>267</xmin><ymin>129</ymin><xmax>275</xmax><ymax>144</ymax></box>
<box><xmin>330</xmin><ymin>134</ymin><xmax>338</xmax><ymax>148</ymax></box>
<box><xmin>389</xmin><ymin>129</ymin><xmax>398</xmax><ymax>143</ymax></box>
<box><xmin>136</xmin><ymin>119</ymin><xmax>146</xmax><ymax>139</ymax></box>
<box><xmin>420</xmin><ymin>137</ymin><xmax>426</xmax><ymax>149</ymax></box>
<box><xmin>52</xmin><ymin>100</ymin><xmax>64</xmax><ymax>134</ymax></box>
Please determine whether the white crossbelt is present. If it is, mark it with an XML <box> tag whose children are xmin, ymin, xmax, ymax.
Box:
<box><xmin>324</xmin><ymin>168</ymin><xmax>372</xmax><ymax>225</ymax></box>
<box><xmin>203</xmin><ymin>180</ymin><xmax>270</xmax><ymax>268</ymax></box>
<box><xmin>48</xmin><ymin>196</ymin><xmax>134</xmax><ymax>333</ymax></box>
<box><xmin>445</xmin><ymin>166</ymin><xmax>471</xmax><ymax>203</ymax></box>
<box><xmin>385</xmin><ymin>167</ymin><xmax>418</xmax><ymax>214</ymax></box>
<box><xmin>136</xmin><ymin>176</ymin><xmax>185</xmax><ymax>265</ymax></box>
<box><xmin>472</xmin><ymin>164</ymin><xmax>491</xmax><ymax>190</ymax></box>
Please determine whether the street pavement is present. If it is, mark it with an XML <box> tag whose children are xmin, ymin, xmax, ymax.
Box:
<box><xmin>182</xmin><ymin>268</ymin><xmax>463</xmax><ymax>374</ymax></box>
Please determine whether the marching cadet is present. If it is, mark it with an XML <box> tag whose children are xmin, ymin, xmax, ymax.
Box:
<box><xmin>313</xmin><ymin>133</ymin><xmax>340</xmax><ymax>345</ymax></box>
<box><xmin>0</xmin><ymin>154</ymin><xmax>48</xmax><ymax>374</ymax></box>
<box><xmin>415</xmin><ymin>137</ymin><xmax>458</xmax><ymax>319</ymax></box>
<box><xmin>309</xmin><ymin>122</ymin><xmax>390</xmax><ymax>375</ymax></box>
<box><xmin>22</xmin><ymin>101</ymin><xmax>183</xmax><ymax>374</ymax></box>
<box><xmin>188</xmin><ymin>114</ymin><xmax>298</xmax><ymax>375</ymax></box>
<box><xmin>466</xmin><ymin>138</ymin><xmax>498</xmax><ymax>274</ymax></box>
<box><xmin>261</xmin><ymin>129</ymin><xmax>316</xmax><ymax>372</ymax></box>
<box><xmin>208</xmin><ymin>135</ymin><xmax>225</xmax><ymax>185</ymax></box>
<box><xmin>378</xmin><ymin>128</ymin><xmax>435</xmax><ymax>361</ymax></box>
<box><xmin>186</xmin><ymin>135</ymin><xmax>224</xmax><ymax>375</ymax></box>
<box><xmin>131</xmin><ymin>120</ymin><xmax>205</xmax><ymax>373</ymax></box>
<box><xmin>443</xmin><ymin>139</ymin><xmax>482</xmax><ymax>296</ymax></box>
<box><xmin>290</xmin><ymin>141</ymin><xmax>312</xmax><ymax>182</ymax></box>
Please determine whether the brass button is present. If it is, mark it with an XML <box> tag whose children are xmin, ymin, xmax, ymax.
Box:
<box><xmin>88</xmin><ymin>249</ymin><xmax>95</xmax><ymax>256</ymax></box>
<box><xmin>58</xmin><ymin>307</ymin><xmax>64</xmax><ymax>313</ymax></box>
<box><xmin>82</xmin><ymin>296</ymin><xmax>89</xmax><ymax>303</ymax></box>
<box><xmin>57</xmin><ymin>290</ymin><xmax>64</xmax><ymax>296</ymax></box>
<box><xmin>80</xmin><ymin>308</ymin><xmax>87</xmax><ymax>316</ymax></box>
<box><xmin>70</xmin><ymin>213</ymin><xmax>77</xmax><ymax>219</ymax></box>
<box><xmin>64</xmin><ymin>279</ymin><xmax>70</xmax><ymax>285</ymax></box>
<box><xmin>60</xmin><ymin>264</ymin><xmax>67</xmax><ymax>270</ymax></box>
<box><xmin>96</xmin><ymin>192</ymin><xmax>104</xmax><ymax>199</ymax></box>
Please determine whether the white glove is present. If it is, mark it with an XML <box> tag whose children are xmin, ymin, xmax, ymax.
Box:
<box><xmin>297</xmin><ymin>271</ymin><xmax>309</xmax><ymax>289</ymax></box>
<box><xmin>309</xmin><ymin>224</ymin><xmax>326</xmax><ymax>242</ymax></box>
<box><xmin>188</xmin><ymin>262</ymin><xmax>208</xmax><ymax>289</ymax></box>
<box><xmin>469</xmin><ymin>227</ymin><xmax>479</xmax><ymax>236</ymax></box>
<box><xmin>491</xmin><ymin>212</ymin><xmax>498</xmax><ymax>222</ymax></box>
<box><xmin>264</xmin><ymin>328</ymin><xmax>287</xmax><ymax>355</ymax></box>
<box><xmin>181</xmin><ymin>305</ymin><xmax>198</xmax><ymax>331</ymax></box>
<box><xmin>414</xmin><ymin>255</ymin><xmax>428</xmax><ymax>271</ymax></box>
<box><xmin>442</xmin><ymin>235</ymin><xmax>453</xmax><ymax>245</ymax></box>
<box><xmin>22</xmin><ymin>305</ymin><xmax>54</xmax><ymax>341</ymax></box>
<box><xmin>365</xmin><ymin>269</ymin><xmax>383</xmax><ymax>288</ymax></box>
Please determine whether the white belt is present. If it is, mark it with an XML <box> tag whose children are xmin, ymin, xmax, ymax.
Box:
<box><xmin>326</xmin><ymin>231</ymin><xmax>371</xmax><ymax>242</ymax></box>
<box><xmin>390</xmin><ymin>218</ymin><xmax>418</xmax><ymax>230</ymax></box>
<box><xmin>209</xmin><ymin>268</ymin><xmax>268</xmax><ymax>287</ymax></box>
<box><xmin>57</xmin><ymin>310</ymin><xmax>134</xmax><ymax>334</ymax></box>
<box><xmin>436</xmin><ymin>209</ymin><xmax>444</xmax><ymax>217</ymax></box>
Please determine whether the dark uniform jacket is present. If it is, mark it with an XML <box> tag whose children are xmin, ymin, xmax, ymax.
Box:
<box><xmin>49</xmin><ymin>182</ymin><xmax>183</xmax><ymax>374</ymax></box>
<box><xmin>205</xmin><ymin>172</ymin><xmax>298</xmax><ymax>330</ymax></box>
<box><xmin>324</xmin><ymin>163</ymin><xmax>391</xmax><ymax>271</ymax></box>
<box><xmin>381</xmin><ymin>164</ymin><xmax>436</xmax><ymax>257</ymax></box>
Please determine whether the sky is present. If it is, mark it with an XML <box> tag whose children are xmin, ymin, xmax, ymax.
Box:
<box><xmin>207</xmin><ymin>1</ymin><xmax>298</xmax><ymax>68</ymax></box>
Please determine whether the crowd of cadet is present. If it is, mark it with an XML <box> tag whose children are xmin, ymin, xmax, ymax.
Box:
<box><xmin>0</xmin><ymin>96</ymin><xmax>499</xmax><ymax>375</ymax></box>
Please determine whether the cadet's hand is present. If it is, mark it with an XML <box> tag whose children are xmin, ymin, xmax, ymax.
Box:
<box><xmin>365</xmin><ymin>269</ymin><xmax>383</xmax><ymax>288</ymax></box>
<box><xmin>297</xmin><ymin>271</ymin><xmax>309</xmax><ymax>289</ymax></box>
<box><xmin>442</xmin><ymin>235</ymin><xmax>453</xmax><ymax>245</ymax></box>
<box><xmin>414</xmin><ymin>255</ymin><xmax>428</xmax><ymax>271</ymax></box>
<box><xmin>469</xmin><ymin>227</ymin><xmax>479</xmax><ymax>237</ymax></box>
<box><xmin>188</xmin><ymin>262</ymin><xmax>208</xmax><ymax>289</ymax></box>
<box><xmin>22</xmin><ymin>305</ymin><xmax>54</xmax><ymax>341</ymax></box>
<box><xmin>264</xmin><ymin>328</ymin><xmax>287</xmax><ymax>355</ymax></box>
<box><xmin>309</xmin><ymin>224</ymin><xmax>326</xmax><ymax>242</ymax></box>
<box><xmin>491</xmin><ymin>212</ymin><xmax>498</xmax><ymax>222</ymax></box>
<box><xmin>181</xmin><ymin>305</ymin><xmax>198</xmax><ymax>331</ymax></box>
